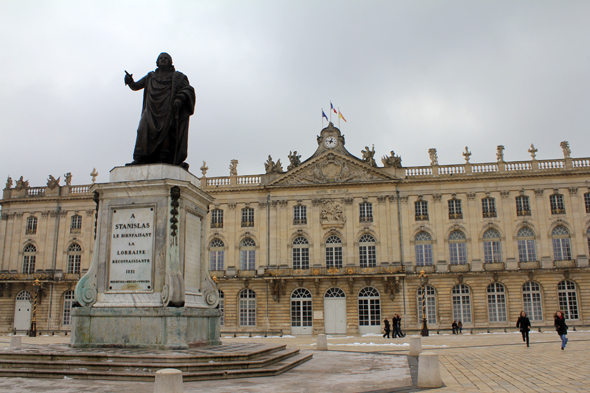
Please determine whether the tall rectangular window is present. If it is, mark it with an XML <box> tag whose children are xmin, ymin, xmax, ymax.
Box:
<box><xmin>241</xmin><ymin>208</ymin><xmax>254</xmax><ymax>227</ymax></box>
<box><xmin>415</xmin><ymin>200</ymin><xmax>428</xmax><ymax>221</ymax></box>
<box><xmin>70</xmin><ymin>215</ymin><xmax>82</xmax><ymax>233</ymax></box>
<box><xmin>359</xmin><ymin>202</ymin><xmax>373</xmax><ymax>222</ymax></box>
<box><xmin>211</xmin><ymin>209</ymin><xmax>223</xmax><ymax>228</ymax></box>
<box><xmin>550</xmin><ymin>194</ymin><xmax>565</xmax><ymax>215</ymax></box>
<box><xmin>482</xmin><ymin>198</ymin><xmax>497</xmax><ymax>218</ymax></box>
<box><xmin>516</xmin><ymin>196</ymin><xmax>531</xmax><ymax>216</ymax></box>
<box><xmin>293</xmin><ymin>205</ymin><xmax>307</xmax><ymax>225</ymax></box>
<box><xmin>26</xmin><ymin>217</ymin><xmax>37</xmax><ymax>235</ymax></box>
<box><xmin>585</xmin><ymin>193</ymin><xmax>590</xmax><ymax>213</ymax></box>
<box><xmin>448</xmin><ymin>199</ymin><xmax>462</xmax><ymax>219</ymax></box>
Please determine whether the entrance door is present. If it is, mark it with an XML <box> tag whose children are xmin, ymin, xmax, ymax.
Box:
<box><xmin>14</xmin><ymin>291</ymin><xmax>32</xmax><ymax>331</ymax></box>
<box><xmin>358</xmin><ymin>287</ymin><xmax>381</xmax><ymax>334</ymax></box>
<box><xmin>324</xmin><ymin>287</ymin><xmax>346</xmax><ymax>334</ymax></box>
<box><xmin>291</xmin><ymin>288</ymin><xmax>313</xmax><ymax>334</ymax></box>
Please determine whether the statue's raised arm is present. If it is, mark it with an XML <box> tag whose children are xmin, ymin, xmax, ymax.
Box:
<box><xmin>125</xmin><ymin>52</ymin><xmax>196</xmax><ymax>170</ymax></box>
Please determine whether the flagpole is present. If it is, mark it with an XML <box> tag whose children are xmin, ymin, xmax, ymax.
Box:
<box><xmin>329</xmin><ymin>102</ymin><xmax>332</xmax><ymax>122</ymax></box>
<box><xmin>338</xmin><ymin>107</ymin><xmax>340</xmax><ymax>128</ymax></box>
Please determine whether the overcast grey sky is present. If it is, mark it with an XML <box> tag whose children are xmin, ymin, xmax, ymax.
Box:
<box><xmin>1</xmin><ymin>1</ymin><xmax>589</xmax><ymax>187</ymax></box>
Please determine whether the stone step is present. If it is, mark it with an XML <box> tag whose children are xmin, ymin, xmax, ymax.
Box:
<box><xmin>0</xmin><ymin>352</ymin><xmax>313</xmax><ymax>382</ymax></box>
<box><xmin>0</xmin><ymin>348</ymin><xmax>301</xmax><ymax>372</ymax></box>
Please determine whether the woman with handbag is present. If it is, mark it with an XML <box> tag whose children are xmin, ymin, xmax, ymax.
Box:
<box><xmin>554</xmin><ymin>310</ymin><xmax>568</xmax><ymax>350</ymax></box>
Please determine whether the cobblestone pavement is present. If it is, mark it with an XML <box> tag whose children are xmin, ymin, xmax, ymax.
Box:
<box><xmin>0</xmin><ymin>330</ymin><xmax>588</xmax><ymax>392</ymax></box>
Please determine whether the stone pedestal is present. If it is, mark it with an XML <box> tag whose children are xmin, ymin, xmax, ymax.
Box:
<box><xmin>409</xmin><ymin>335</ymin><xmax>422</xmax><ymax>356</ymax></box>
<box><xmin>154</xmin><ymin>369</ymin><xmax>184</xmax><ymax>393</ymax></box>
<box><xmin>317</xmin><ymin>334</ymin><xmax>328</xmax><ymax>350</ymax></box>
<box><xmin>72</xmin><ymin>164</ymin><xmax>220</xmax><ymax>349</ymax></box>
<box><xmin>417</xmin><ymin>352</ymin><xmax>442</xmax><ymax>388</ymax></box>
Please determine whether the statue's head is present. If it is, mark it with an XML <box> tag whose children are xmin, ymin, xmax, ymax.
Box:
<box><xmin>156</xmin><ymin>52</ymin><xmax>173</xmax><ymax>69</ymax></box>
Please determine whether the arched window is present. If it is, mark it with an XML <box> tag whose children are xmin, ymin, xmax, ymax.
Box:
<box><xmin>62</xmin><ymin>290</ymin><xmax>75</xmax><ymax>325</ymax></box>
<box><xmin>417</xmin><ymin>285</ymin><xmax>437</xmax><ymax>323</ymax></box>
<box><xmin>558</xmin><ymin>280</ymin><xmax>578</xmax><ymax>320</ymax></box>
<box><xmin>452</xmin><ymin>284</ymin><xmax>471</xmax><ymax>323</ymax></box>
<box><xmin>552</xmin><ymin>226</ymin><xmax>571</xmax><ymax>261</ymax></box>
<box><xmin>218</xmin><ymin>290</ymin><xmax>224</xmax><ymax>326</ymax></box>
<box><xmin>325</xmin><ymin>235</ymin><xmax>343</xmax><ymax>268</ymax></box>
<box><xmin>359</xmin><ymin>234</ymin><xmax>376</xmax><ymax>268</ymax></box>
<box><xmin>22</xmin><ymin>244</ymin><xmax>37</xmax><ymax>274</ymax></box>
<box><xmin>67</xmin><ymin>243</ymin><xmax>82</xmax><ymax>274</ymax></box>
<box><xmin>292</xmin><ymin>236</ymin><xmax>310</xmax><ymax>269</ymax></box>
<box><xmin>16</xmin><ymin>291</ymin><xmax>32</xmax><ymax>301</ymax></box>
<box><xmin>240</xmin><ymin>238</ymin><xmax>256</xmax><ymax>270</ymax></box>
<box><xmin>522</xmin><ymin>282</ymin><xmax>542</xmax><ymax>321</ymax></box>
<box><xmin>291</xmin><ymin>288</ymin><xmax>313</xmax><ymax>332</ymax></box>
<box><xmin>448</xmin><ymin>231</ymin><xmax>467</xmax><ymax>265</ymax></box>
<box><xmin>414</xmin><ymin>232</ymin><xmax>433</xmax><ymax>266</ymax></box>
<box><xmin>209</xmin><ymin>239</ymin><xmax>225</xmax><ymax>271</ymax></box>
<box><xmin>358</xmin><ymin>287</ymin><xmax>381</xmax><ymax>328</ymax></box>
<box><xmin>325</xmin><ymin>287</ymin><xmax>346</xmax><ymax>298</ymax></box>
<box><xmin>487</xmin><ymin>283</ymin><xmax>507</xmax><ymax>322</ymax></box>
<box><xmin>483</xmin><ymin>229</ymin><xmax>502</xmax><ymax>263</ymax></box>
<box><xmin>239</xmin><ymin>289</ymin><xmax>256</xmax><ymax>326</ymax></box>
<box><xmin>517</xmin><ymin>227</ymin><xmax>537</xmax><ymax>262</ymax></box>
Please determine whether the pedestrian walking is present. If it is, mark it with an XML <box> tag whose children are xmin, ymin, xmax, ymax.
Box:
<box><xmin>395</xmin><ymin>314</ymin><xmax>405</xmax><ymax>338</ymax></box>
<box><xmin>554</xmin><ymin>310</ymin><xmax>568</xmax><ymax>350</ymax></box>
<box><xmin>516</xmin><ymin>311</ymin><xmax>531</xmax><ymax>347</ymax></box>
<box><xmin>383</xmin><ymin>318</ymin><xmax>391</xmax><ymax>338</ymax></box>
<box><xmin>391</xmin><ymin>315</ymin><xmax>399</xmax><ymax>338</ymax></box>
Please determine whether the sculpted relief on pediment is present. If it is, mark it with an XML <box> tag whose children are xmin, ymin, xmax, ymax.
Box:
<box><xmin>313</xmin><ymin>198</ymin><xmax>346</xmax><ymax>227</ymax></box>
<box><xmin>281</xmin><ymin>156</ymin><xmax>384</xmax><ymax>185</ymax></box>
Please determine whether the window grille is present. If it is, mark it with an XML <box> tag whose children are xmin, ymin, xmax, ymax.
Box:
<box><xmin>487</xmin><ymin>283</ymin><xmax>507</xmax><ymax>322</ymax></box>
<box><xmin>358</xmin><ymin>234</ymin><xmax>376</xmax><ymax>268</ymax></box>
<box><xmin>67</xmin><ymin>243</ymin><xmax>82</xmax><ymax>274</ymax></box>
<box><xmin>516</xmin><ymin>196</ymin><xmax>531</xmax><ymax>216</ymax></box>
<box><xmin>448</xmin><ymin>231</ymin><xmax>467</xmax><ymax>265</ymax></box>
<box><xmin>70</xmin><ymin>215</ymin><xmax>82</xmax><ymax>233</ymax></box>
<box><xmin>218</xmin><ymin>290</ymin><xmax>224</xmax><ymax>326</ymax></box>
<box><xmin>414</xmin><ymin>232</ymin><xmax>433</xmax><ymax>266</ymax></box>
<box><xmin>325</xmin><ymin>235</ymin><xmax>343</xmax><ymax>268</ymax></box>
<box><xmin>209</xmin><ymin>239</ymin><xmax>225</xmax><ymax>270</ymax></box>
<box><xmin>558</xmin><ymin>280</ymin><xmax>578</xmax><ymax>320</ymax></box>
<box><xmin>551</xmin><ymin>226</ymin><xmax>571</xmax><ymax>261</ymax></box>
<box><xmin>62</xmin><ymin>291</ymin><xmax>75</xmax><ymax>325</ymax></box>
<box><xmin>483</xmin><ymin>229</ymin><xmax>502</xmax><ymax>263</ymax></box>
<box><xmin>585</xmin><ymin>193</ymin><xmax>590</xmax><ymax>214</ymax></box>
<box><xmin>359</xmin><ymin>202</ymin><xmax>373</xmax><ymax>223</ymax></box>
<box><xmin>452</xmin><ymin>284</ymin><xmax>471</xmax><ymax>323</ymax></box>
<box><xmin>241</xmin><ymin>208</ymin><xmax>254</xmax><ymax>227</ymax></box>
<box><xmin>517</xmin><ymin>227</ymin><xmax>537</xmax><ymax>262</ymax></box>
<box><xmin>415</xmin><ymin>200</ymin><xmax>428</xmax><ymax>221</ymax></box>
<box><xmin>22</xmin><ymin>244</ymin><xmax>36</xmax><ymax>274</ymax></box>
<box><xmin>448</xmin><ymin>199</ymin><xmax>462</xmax><ymax>219</ymax></box>
<box><xmin>522</xmin><ymin>282</ymin><xmax>543</xmax><ymax>321</ymax></box>
<box><xmin>26</xmin><ymin>217</ymin><xmax>37</xmax><ymax>235</ymax></box>
<box><xmin>417</xmin><ymin>285</ymin><xmax>436</xmax><ymax>323</ymax></box>
<box><xmin>293</xmin><ymin>205</ymin><xmax>307</xmax><ymax>225</ymax></box>
<box><xmin>291</xmin><ymin>288</ymin><xmax>313</xmax><ymax>328</ymax></box>
<box><xmin>292</xmin><ymin>236</ymin><xmax>310</xmax><ymax>269</ymax></box>
<box><xmin>16</xmin><ymin>291</ymin><xmax>32</xmax><ymax>301</ymax></box>
<box><xmin>239</xmin><ymin>289</ymin><xmax>256</xmax><ymax>326</ymax></box>
<box><xmin>482</xmin><ymin>197</ymin><xmax>497</xmax><ymax>218</ymax></box>
<box><xmin>211</xmin><ymin>209</ymin><xmax>223</xmax><ymax>228</ymax></box>
<box><xmin>240</xmin><ymin>238</ymin><xmax>256</xmax><ymax>270</ymax></box>
<box><xmin>358</xmin><ymin>287</ymin><xmax>381</xmax><ymax>326</ymax></box>
<box><xmin>325</xmin><ymin>287</ymin><xmax>346</xmax><ymax>298</ymax></box>
<box><xmin>550</xmin><ymin>194</ymin><xmax>565</xmax><ymax>215</ymax></box>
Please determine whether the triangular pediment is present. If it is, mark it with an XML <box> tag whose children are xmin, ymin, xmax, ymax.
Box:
<box><xmin>268</xmin><ymin>151</ymin><xmax>398</xmax><ymax>186</ymax></box>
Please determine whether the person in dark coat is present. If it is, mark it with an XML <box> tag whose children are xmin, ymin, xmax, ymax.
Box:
<box><xmin>554</xmin><ymin>310</ymin><xmax>568</xmax><ymax>350</ymax></box>
<box><xmin>516</xmin><ymin>311</ymin><xmax>531</xmax><ymax>347</ymax></box>
<box><xmin>394</xmin><ymin>314</ymin><xmax>405</xmax><ymax>338</ymax></box>
<box><xmin>457</xmin><ymin>320</ymin><xmax>463</xmax><ymax>333</ymax></box>
<box><xmin>383</xmin><ymin>318</ymin><xmax>391</xmax><ymax>338</ymax></box>
<box><xmin>452</xmin><ymin>321</ymin><xmax>458</xmax><ymax>334</ymax></box>
<box><xmin>390</xmin><ymin>315</ymin><xmax>398</xmax><ymax>338</ymax></box>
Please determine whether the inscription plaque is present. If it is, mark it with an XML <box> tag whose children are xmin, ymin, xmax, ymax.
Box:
<box><xmin>108</xmin><ymin>207</ymin><xmax>155</xmax><ymax>291</ymax></box>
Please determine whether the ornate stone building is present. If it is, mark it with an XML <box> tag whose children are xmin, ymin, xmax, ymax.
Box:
<box><xmin>1</xmin><ymin>123</ymin><xmax>589</xmax><ymax>334</ymax></box>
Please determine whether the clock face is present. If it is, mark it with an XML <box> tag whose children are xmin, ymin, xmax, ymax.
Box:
<box><xmin>324</xmin><ymin>136</ymin><xmax>337</xmax><ymax>148</ymax></box>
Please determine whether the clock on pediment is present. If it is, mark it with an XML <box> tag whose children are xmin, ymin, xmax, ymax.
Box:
<box><xmin>324</xmin><ymin>136</ymin><xmax>337</xmax><ymax>149</ymax></box>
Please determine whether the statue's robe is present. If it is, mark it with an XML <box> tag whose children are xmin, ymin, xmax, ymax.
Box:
<box><xmin>129</xmin><ymin>68</ymin><xmax>195</xmax><ymax>166</ymax></box>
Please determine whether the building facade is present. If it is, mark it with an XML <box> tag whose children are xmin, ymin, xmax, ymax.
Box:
<box><xmin>1</xmin><ymin>123</ymin><xmax>589</xmax><ymax>334</ymax></box>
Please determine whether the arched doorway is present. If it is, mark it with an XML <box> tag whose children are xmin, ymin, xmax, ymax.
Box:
<box><xmin>14</xmin><ymin>291</ymin><xmax>32</xmax><ymax>332</ymax></box>
<box><xmin>291</xmin><ymin>288</ymin><xmax>313</xmax><ymax>334</ymax></box>
<box><xmin>358</xmin><ymin>287</ymin><xmax>381</xmax><ymax>334</ymax></box>
<box><xmin>324</xmin><ymin>287</ymin><xmax>346</xmax><ymax>334</ymax></box>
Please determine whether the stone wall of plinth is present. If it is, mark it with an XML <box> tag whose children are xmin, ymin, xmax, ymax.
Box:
<box><xmin>72</xmin><ymin>164</ymin><xmax>220</xmax><ymax>349</ymax></box>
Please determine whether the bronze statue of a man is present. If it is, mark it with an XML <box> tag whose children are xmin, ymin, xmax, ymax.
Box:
<box><xmin>124</xmin><ymin>53</ymin><xmax>195</xmax><ymax>169</ymax></box>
